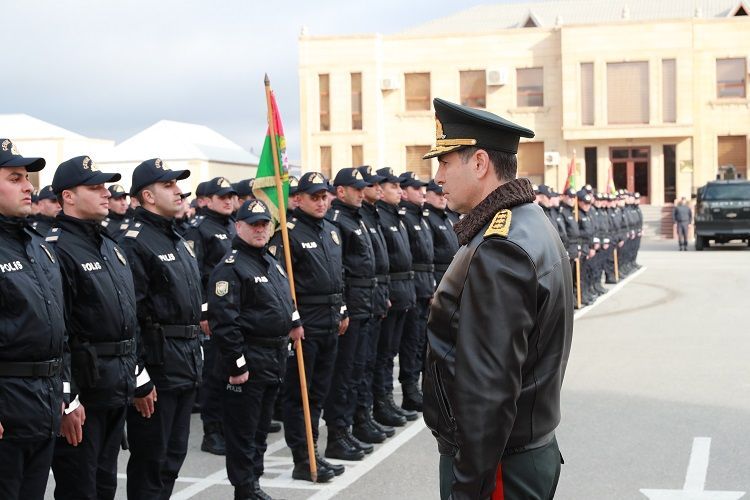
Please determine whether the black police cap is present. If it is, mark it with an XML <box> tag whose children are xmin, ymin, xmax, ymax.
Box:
<box><xmin>297</xmin><ymin>172</ymin><xmax>329</xmax><ymax>194</ymax></box>
<box><xmin>38</xmin><ymin>185</ymin><xmax>56</xmax><ymax>201</ymax></box>
<box><xmin>0</xmin><ymin>139</ymin><xmax>45</xmax><ymax>172</ymax></box>
<box><xmin>31</xmin><ymin>191</ymin><xmax>39</xmax><ymax>203</ymax></box>
<box><xmin>288</xmin><ymin>175</ymin><xmax>299</xmax><ymax>196</ymax></box>
<box><xmin>204</xmin><ymin>177</ymin><xmax>237</xmax><ymax>197</ymax></box>
<box><xmin>537</xmin><ymin>184</ymin><xmax>552</xmax><ymax>197</ymax></box>
<box><xmin>423</xmin><ymin>98</ymin><xmax>534</xmax><ymax>159</ymax></box>
<box><xmin>426</xmin><ymin>179</ymin><xmax>443</xmax><ymax>194</ymax></box>
<box><xmin>576</xmin><ymin>189</ymin><xmax>593</xmax><ymax>203</ymax></box>
<box><xmin>233</xmin><ymin>178</ymin><xmax>254</xmax><ymax>197</ymax></box>
<box><xmin>108</xmin><ymin>184</ymin><xmax>128</xmax><ymax>199</ymax></box>
<box><xmin>195</xmin><ymin>181</ymin><xmax>209</xmax><ymax>197</ymax></box>
<box><xmin>236</xmin><ymin>199</ymin><xmax>272</xmax><ymax>224</ymax></box>
<box><xmin>563</xmin><ymin>187</ymin><xmax>577</xmax><ymax>197</ymax></box>
<box><xmin>180</xmin><ymin>192</ymin><xmax>192</xmax><ymax>200</ymax></box>
<box><xmin>52</xmin><ymin>156</ymin><xmax>120</xmax><ymax>194</ymax></box>
<box><xmin>333</xmin><ymin>167</ymin><xmax>370</xmax><ymax>188</ymax></box>
<box><xmin>399</xmin><ymin>171</ymin><xmax>427</xmax><ymax>189</ymax></box>
<box><xmin>131</xmin><ymin>158</ymin><xmax>189</xmax><ymax>196</ymax></box>
<box><xmin>357</xmin><ymin>165</ymin><xmax>385</xmax><ymax>184</ymax></box>
<box><xmin>375</xmin><ymin>167</ymin><xmax>400</xmax><ymax>184</ymax></box>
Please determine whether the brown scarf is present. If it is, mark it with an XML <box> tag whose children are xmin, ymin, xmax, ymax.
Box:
<box><xmin>454</xmin><ymin>178</ymin><xmax>536</xmax><ymax>245</ymax></box>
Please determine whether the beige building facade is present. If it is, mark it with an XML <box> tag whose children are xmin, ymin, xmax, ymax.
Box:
<box><xmin>298</xmin><ymin>0</ymin><xmax>750</xmax><ymax>205</ymax></box>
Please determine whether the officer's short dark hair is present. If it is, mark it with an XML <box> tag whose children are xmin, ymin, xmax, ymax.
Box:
<box><xmin>458</xmin><ymin>147</ymin><xmax>517</xmax><ymax>182</ymax></box>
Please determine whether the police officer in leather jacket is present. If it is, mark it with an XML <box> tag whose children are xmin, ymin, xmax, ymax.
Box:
<box><xmin>422</xmin><ymin>100</ymin><xmax>574</xmax><ymax>500</ymax></box>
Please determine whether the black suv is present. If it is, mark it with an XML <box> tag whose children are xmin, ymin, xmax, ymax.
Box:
<box><xmin>694</xmin><ymin>180</ymin><xmax>750</xmax><ymax>250</ymax></box>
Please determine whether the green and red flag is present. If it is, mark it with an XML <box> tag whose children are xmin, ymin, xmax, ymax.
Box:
<box><xmin>563</xmin><ymin>153</ymin><xmax>577</xmax><ymax>192</ymax></box>
<box><xmin>252</xmin><ymin>91</ymin><xmax>289</xmax><ymax>224</ymax></box>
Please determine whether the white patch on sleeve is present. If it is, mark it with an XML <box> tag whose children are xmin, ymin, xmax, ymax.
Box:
<box><xmin>201</xmin><ymin>303</ymin><xmax>208</xmax><ymax>312</ymax></box>
<box><xmin>340</xmin><ymin>305</ymin><xmax>347</xmax><ymax>314</ymax></box>
<box><xmin>136</xmin><ymin>367</ymin><xmax>151</xmax><ymax>388</ymax></box>
<box><xmin>236</xmin><ymin>354</ymin><xmax>246</xmax><ymax>368</ymax></box>
<box><xmin>292</xmin><ymin>310</ymin><xmax>300</xmax><ymax>321</ymax></box>
<box><xmin>63</xmin><ymin>382</ymin><xmax>70</xmax><ymax>394</ymax></box>
<box><xmin>200</xmin><ymin>345</ymin><xmax>205</xmax><ymax>361</ymax></box>
<box><xmin>64</xmin><ymin>395</ymin><xmax>81</xmax><ymax>415</ymax></box>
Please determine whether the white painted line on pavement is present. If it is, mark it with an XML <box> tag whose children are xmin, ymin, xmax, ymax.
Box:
<box><xmin>574</xmin><ymin>266</ymin><xmax>647</xmax><ymax>320</ymax></box>
<box><xmin>306</xmin><ymin>418</ymin><xmax>427</xmax><ymax>500</ymax></box>
<box><xmin>640</xmin><ymin>437</ymin><xmax>746</xmax><ymax>499</ymax></box>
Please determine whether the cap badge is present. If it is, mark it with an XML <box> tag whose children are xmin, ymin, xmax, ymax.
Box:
<box><xmin>82</xmin><ymin>157</ymin><xmax>99</xmax><ymax>172</ymax></box>
<box><xmin>353</xmin><ymin>170</ymin><xmax>362</xmax><ymax>180</ymax></box>
<box><xmin>436</xmin><ymin>118</ymin><xmax>446</xmax><ymax>140</ymax></box>
<box><xmin>218</xmin><ymin>177</ymin><xmax>231</xmax><ymax>188</ymax></box>
<box><xmin>386</xmin><ymin>168</ymin><xmax>393</xmax><ymax>176</ymax></box>
<box><xmin>113</xmin><ymin>184</ymin><xmax>124</xmax><ymax>193</ymax></box>
<box><xmin>250</xmin><ymin>201</ymin><xmax>266</xmax><ymax>213</ymax></box>
<box><xmin>154</xmin><ymin>159</ymin><xmax>164</xmax><ymax>169</ymax></box>
<box><xmin>309</xmin><ymin>173</ymin><xmax>324</xmax><ymax>184</ymax></box>
<box><xmin>365</xmin><ymin>166</ymin><xmax>372</xmax><ymax>174</ymax></box>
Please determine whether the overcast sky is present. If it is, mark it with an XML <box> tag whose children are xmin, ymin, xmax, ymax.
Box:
<box><xmin>0</xmin><ymin>0</ymin><xmax>516</xmax><ymax>161</ymax></box>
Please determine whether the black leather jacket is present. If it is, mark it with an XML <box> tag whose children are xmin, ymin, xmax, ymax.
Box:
<box><xmin>424</xmin><ymin>181</ymin><xmax>574</xmax><ymax>500</ymax></box>
<box><xmin>360</xmin><ymin>201</ymin><xmax>390</xmax><ymax>317</ymax></box>
<box><xmin>375</xmin><ymin>201</ymin><xmax>415</xmax><ymax>311</ymax></box>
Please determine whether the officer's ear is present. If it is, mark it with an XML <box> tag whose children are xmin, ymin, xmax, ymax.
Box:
<box><xmin>473</xmin><ymin>149</ymin><xmax>492</xmax><ymax>181</ymax></box>
<box><xmin>140</xmin><ymin>187</ymin><xmax>156</xmax><ymax>207</ymax></box>
<box><xmin>60</xmin><ymin>188</ymin><xmax>77</xmax><ymax>208</ymax></box>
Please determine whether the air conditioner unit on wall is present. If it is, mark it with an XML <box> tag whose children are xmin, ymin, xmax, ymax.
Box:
<box><xmin>544</xmin><ymin>151</ymin><xmax>560</xmax><ymax>165</ymax></box>
<box><xmin>381</xmin><ymin>76</ymin><xmax>400</xmax><ymax>91</ymax></box>
<box><xmin>486</xmin><ymin>68</ymin><xmax>509</xmax><ymax>86</ymax></box>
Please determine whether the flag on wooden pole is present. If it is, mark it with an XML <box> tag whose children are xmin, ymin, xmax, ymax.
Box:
<box><xmin>253</xmin><ymin>90</ymin><xmax>289</xmax><ymax>225</ymax></box>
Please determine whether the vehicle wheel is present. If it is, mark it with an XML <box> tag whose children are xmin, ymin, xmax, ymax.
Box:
<box><xmin>695</xmin><ymin>236</ymin><xmax>705</xmax><ymax>251</ymax></box>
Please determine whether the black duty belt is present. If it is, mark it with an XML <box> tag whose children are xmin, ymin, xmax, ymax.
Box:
<box><xmin>246</xmin><ymin>336</ymin><xmax>289</xmax><ymax>348</ymax></box>
<box><xmin>296</xmin><ymin>293</ymin><xmax>343</xmax><ymax>305</ymax></box>
<box><xmin>0</xmin><ymin>358</ymin><xmax>62</xmax><ymax>378</ymax></box>
<box><xmin>389</xmin><ymin>271</ymin><xmax>414</xmax><ymax>281</ymax></box>
<box><xmin>434</xmin><ymin>263</ymin><xmax>450</xmax><ymax>272</ymax></box>
<box><xmin>375</xmin><ymin>274</ymin><xmax>390</xmax><ymax>285</ymax></box>
<box><xmin>503</xmin><ymin>431</ymin><xmax>555</xmax><ymax>457</ymax></box>
<box><xmin>346</xmin><ymin>277</ymin><xmax>377</xmax><ymax>288</ymax></box>
<box><xmin>412</xmin><ymin>263</ymin><xmax>435</xmax><ymax>273</ymax></box>
<box><xmin>162</xmin><ymin>324</ymin><xmax>200</xmax><ymax>339</ymax></box>
<box><xmin>92</xmin><ymin>338</ymin><xmax>136</xmax><ymax>357</ymax></box>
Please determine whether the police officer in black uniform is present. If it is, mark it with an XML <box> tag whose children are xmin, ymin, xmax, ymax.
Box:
<box><xmin>47</xmin><ymin>156</ymin><xmax>137</xmax><ymax>500</ymax></box>
<box><xmin>397</xmin><ymin>171</ymin><xmax>434</xmax><ymax>412</ymax></box>
<box><xmin>209</xmin><ymin>199</ymin><xmax>301</xmax><ymax>500</ymax></box>
<box><xmin>323</xmin><ymin>167</ymin><xmax>378</xmax><ymax>462</ymax></box>
<box><xmin>120</xmin><ymin>158</ymin><xmax>204</xmax><ymax>499</ymax></box>
<box><xmin>185</xmin><ymin>176</ymin><xmax>238</xmax><ymax>456</ymax></box>
<box><xmin>373</xmin><ymin>167</ymin><xmax>418</xmax><ymax>426</ymax></box>
<box><xmin>0</xmin><ymin>140</ymin><xmax>69</xmax><ymax>500</ymax></box>
<box><xmin>269</xmin><ymin>172</ymin><xmax>346</xmax><ymax>483</ymax></box>
<box><xmin>353</xmin><ymin>166</ymin><xmax>395</xmax><ymax>443</ymax></box>
<box><xmin>577</xmin><ymin>189</ymin><xmax>597</xmax><ymax>305</ymax></box>
<box><xmin>31</xmin><ymin>185</ymin><xmax>60</xmax><ymax>236</ymax></box>
<box><xmin>423</xmin><ymin>180</ymin><xmax>459</xmax><ymax>287</ymax></box>
<box><xmin>101</xmin><ymin>184</ymin><xmax>131</xmax><ymax>241</ymax></box>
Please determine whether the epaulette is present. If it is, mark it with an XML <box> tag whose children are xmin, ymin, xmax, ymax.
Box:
<box><xmin>398</xmin><ymin>207</ymin><xmax>406</xmax><ymax>216</ymax></box>
<box><xmin>191</xmin><ymin>216</ymin><xmax>205</xmax><ymax>228</ymax></box>
<box><xmin>484</xmin><ymin>209</ymin><xmax>512</xmax><ymax>239</ymax></box>
<box><xmin>287</xmin><ymin>218</ymin><xmax>296</xmax><ymax>230</ymax></box>
<box><xmin>45</xmin><ymin>227</ymin><xmax>61</xmax><ymax>242</ymax></box>
<box><xmin>422</xmin><ymin>209</ymin><xmax>430</xmax><ymax>217</ymax></box>
<box><xmin>101</xmin><ymin>219</ymin><xmax>110</xmax><ymax>228</ymax></box>
<box><xmin>125</xmin><ymin>226</ymin><xmax>141</xmax><ymax>239</ymax></box>
<box><xmin>224</xmin><ymin>249</ymin><xmax>238</xmax><ymax>264</ymax></box>
<box><xmin>332</xmin><ymin>209</ymin><xmax>340</xmax><ymax>222</ymax></box>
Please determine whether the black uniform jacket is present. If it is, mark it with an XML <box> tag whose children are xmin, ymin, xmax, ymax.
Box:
<box><xmin>400</xmin><ymin>201</ymin><xmax>435</xmax><ymax>298</ymax></box>
<box><xmin>423</xmin><ymin>203</ymin><xmax>459</xmax><ymax>285</ymax></box>
<box><xmin>120</xmin><ymin>207</ymin><xmax>203</xmax><ymax>397</ymax></box>
<box><xmin>269</xmin><ymin>208</ymin><xmax>344</xmax><ymax>336</ymax></box>
<box><xmin>184</xmin><ymin>209</ymin><xmax>236</xmax><ymax>316</ymax></box>
<box><xmin>47</xmin><ymin>215</ymin><xmax>137</xmax><ymax>410</ymax></box>
<box><xmin>558</xmin><ymin>204</ymin><xmax>580</xmax><ymax>259</ymax></box>
<box><xmin>375</xmin><ymin>201</ymin><xmax>415</xmax><ymax>311</ymax></box>
<box><xmin>101</xmin><ymin>211</ymin><xmax>130</xmax><ymax>241</ymax></box>
<box><xmin>31</xmin><ymin>214</ymin><xmax>56</xmax><ymax>237</ymax></box>
<box><xmin>424</xmin><ymin>180</ymin><xmax>574</xmax><ymax>500</ymax></box>
<box><xmin>208</xmin><ymin>237</ymin><xmax>300</xmax><ymax>382</ymax></box>
<box><xmin>578</xmin><ymin>207</ymin><xmax>595</xmax><ymax>253</ymax></box>
<box><xmin>0</xmin><ymin>216</ymin><xmax>68</xmax><ymax>441</ymax></box>
<box><xmin>360</xmin><ymin>201</ymin><xmax>390</xmax><ymax>318</ymax></box>
<box><xmin>329</xmin><ymin>200</ymin><xmax>376</xmax><ymax>320</ymax></box>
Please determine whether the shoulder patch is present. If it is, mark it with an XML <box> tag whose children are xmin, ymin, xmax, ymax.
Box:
<box><xmin>286</xmin><ymin>221</ymin><xmax>295</xmax><ymax>230</ymax></box>
<box><xmin>484</xmin><ymin>209</ymin><xmax>512</xmax><ymax>239</ymax></box>
<box><xmin>215</xmin><ymin>281</ymin><xmax>229</xmax><ymax>296</ymax></box>
<box><xmin>125</xmin><ymin>230</ymin><xmax>140</xmax><ymax>239</ymax></box>
<box><xmin>224</xmin><ymin>249</ymin><xmax>237</xmax><ymax>264</ymax></box>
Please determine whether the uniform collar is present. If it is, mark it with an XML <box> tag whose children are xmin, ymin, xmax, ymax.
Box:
<box><xmin>135</xmin><ymin>206</ymin><xmax>178</xmax><ymax>235</ymax></box>
<box><xmin>423</xmin><ymin>202</ymin><xmax>445</xmax><ymax>217</ymax></box>
<box><xmin>375</xmin><ymin>200</ymin><xmax>399</xmax><ymax>215</ymax></box>
<box><xmin>232</xmin><ymin>235</ymin><xmax>267</xmax><ymax>259</ymax></box>
<box><xmin>0</xmin><ymin>214</ymin><xmax>28</xmax><ymax>241</ymax></box>
<box><xmin>204</xmin><ymin>208</ymin><xmax>232</xmax><ymax>225</ymax></box>
<box><xmin>107</xmin><ymin>210</ymin><xmax>126</xmax><ymax>222</ymax></box>
<box><xmin>331</xmin><ymin>199</ymin><xmax>361</xmax><ymax>217</ymax></box>
<box><xmin>56</xmin><ymin>213</ymin><xmax>107</xmax><ymax>242</ymax></box>
<box><xmin>399</xmin><ymin>200</ymin><xmax>422</xmax><ymax>215</ymax></box>
<box><xmin>293</xmin><ymin>207</ymin><xmax>325</xmax><ymax>229</ymax></box>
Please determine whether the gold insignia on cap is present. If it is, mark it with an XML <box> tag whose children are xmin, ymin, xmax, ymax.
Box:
<box><xmin>1</xmin><ymin>139</ymin><xmax>9</xmax><ymax>151</ymax></box>
<box><xmin>309</xmin><ymin>172</ymin><xmax>324</xmax><ymax>184</ymax></box>
<box><xmin>365</xmin><ymin>166</ymin><xmax>372</xmax><ymax>174</ymax></box>
<box><xmin>331</xmin><ymin>231</ymin><xmax>340</xmax><ymax>245</ymax></box>
<box><xmin>250</xmin><ymin>201</ymin><xmax>266</xmax><ymax>213</ymax></box>
<box><xmin>154</xmin><ymin>159</ymin><xmax>163</xmax><ymax>169</ymax></box>
<box><xmin>218</xmin><ymin>177</ymin><xmax>231</xmax><ymax>188</ymax></box>
<box><xmin>436</xmin><ymin>118</ymin><xmax>446</xmax><ymax>140</ymax></box>
<box><xmin>353</xmin><ymin>170</ymin><xmax>362</xmax><ymax>180</ymax></box>
<box><xmin>114</xmin><ymin>246</ymin><xmax>127</xmax><ymax>266</ymax></box>
<box><xmin>215</xmin><ymin>281</ymin><xmax>229</xmax><ymax>297</ymax></box>
<box><xmin>113</xmin><ymin>184</ymin><xmax>125</xmax><ymax>193</ymax></box>
<box><xmin>82</xmin><ymin>157</ymin><xmax>100</xmax><ymax>172</ymax></box>
<box><xmin>484</xmin><ymin>209</ymin><xmax>512</xmax><ymax>239</ymax></box>
<box><xmin>386</xmin><ymin>168</ymin><xmax>393</xmax><ymax>175</ymax></box>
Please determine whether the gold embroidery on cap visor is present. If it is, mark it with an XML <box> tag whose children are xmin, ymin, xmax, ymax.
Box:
<box><xmin>422</xmin><ymin>140</ymin><xmax>478</xmax><ymax>159</ymax></box>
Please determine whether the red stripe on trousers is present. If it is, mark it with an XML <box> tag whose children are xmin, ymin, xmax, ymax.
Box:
<box><xmin>491</xmin><ymin>463</ymin><xmax>504</xmax><ymax>500</ymax></box>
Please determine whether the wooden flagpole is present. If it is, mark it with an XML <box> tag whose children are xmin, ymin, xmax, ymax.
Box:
<box><xmin>264</xmin><ymin>74</ymin><xmax>317</xmax><ymax>482</ymax></box>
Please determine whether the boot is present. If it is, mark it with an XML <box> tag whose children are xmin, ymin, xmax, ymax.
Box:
<box><xmin>292</xmin><ymin>447</ymin><xmax>335</xmax><ymax>483</ymax></box>
<box><xmin>353</xmin><ymin>407</ymin><xmax>387</xmax><ymax>443</ymax></box>
<box><xmin>268</xmin><ymin>420</ymin><xmax>282</xmax><ymax>433</ymax></box>
<box><xmin>251</xmin><ymin>480</ymin><xmax>274</xmax><ymax>500</ymax></box>
<box><xmin>315</xmin><ymin>448</ymin><xmax>345</xmax><ymax>476</ymax></box>
<box><xmin>201</xmin><ymin>422</ymin><xmax>226</xmax><ymax>456</ymax></box>
<box><xmin>370</xmin><ymin>415</ymin><xmax>395</xmax><ymax>438</ymax></box>
<box><xmin>325</xmin><ymin>427</ymin><xmax>365</xmax><ymax>461</ymax></box>
<box><xmin>345</xmin><ymin>427</ymin><xmax>374</xmax><ymax>454</ymax></box>
<box><xmin>234</xmin><ymin>484</ymin><xmax>254</xmax><ymax>500</ymax></box>
<box><xmin>374</xmin><ymin>395</ymin><xmax>407</xmax><ymax>427</ymax></box>
<box><xmin>386</xmin><ymin>393</ymin><xmax>418</xmax><ymax>421</ymax></box>
<box><xmin>594</xmin><ymin>282</ymin><xmax>607</xmax><ymax>295</ymax></box>
<box><xmin>401</xmin><ymin>383</ymin><xmax>423</xmax><ymax>412</ymax></box>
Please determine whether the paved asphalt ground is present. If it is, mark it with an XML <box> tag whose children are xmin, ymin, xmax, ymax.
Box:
<box><xmin>45</xmin><ymin>239</ymin><xmax>750</xmax><ymax>499</ymax></box>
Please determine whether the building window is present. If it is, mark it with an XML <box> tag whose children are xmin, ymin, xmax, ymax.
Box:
<box><xmin>320</xmin><ymin>146</ymin><xmax>332</xmax><ymax>179</ymax></box>
<box><xmin>607</xmin><ymin>61</ymin><xmax>649</xmax><ymax>124</ymax></box>
<box><xmin>516</xmin><ymin>142</ymin><xmax>544</xmax><ymax>185</ymax></box>
<box><xmin>584</xmin><ymin>147</ymin><xmax>597</xmax><ymax>187</ymax></box>
<box><xmin>405</xmin><ymin>73</ymin><xmax>431</xmax><ymax>111</ymax></box>
<box><xmin>351</xmin><ymin>73</ymin><xmax>362</xmax><ymax>130</ymax></box>
<box><xmin>319</xmin><ymin>74</ymin><xmax>330</xmax><ymax>131</ymax></box>
<box><xmin>716</xmin><ymin>58</ymin><xmax>746</xmax><ymax>98</ymax></box>
<box><xmin>351</xmin><ymin>145</ymin><xmax>363</xmax><ymax>167</ymax></box>
<box><xmin>405</xmin><ymin>146</ymin><xmax>433</xmax><ymax>179</ymax></box>
<box><xmin>460</xmin><ymin>70</ymin><xmax>486</xmax><ymax>108</ymax></box>
<box><xmin>516</xmin><ymin>68</ymin><xmax>544</xmax><ymax>107</ymax></box>
<box><xmin>580</xmin><ymin>63</ymin><xmax>594</xmax><ymax>125</ymax></box>
<box><xmin>718</xmin><ymin>136</ymin><xmax>747</xmax><ymax>179</ymax></box>
<box><xmin>662</xmin><ymin>59</ymin><xmax>677</xmax><ymax>123</ymax></box>
<box><xmin>663</xmin><ymin>145</ymin><xmax>676</xmax><ymax>203</ymax></box>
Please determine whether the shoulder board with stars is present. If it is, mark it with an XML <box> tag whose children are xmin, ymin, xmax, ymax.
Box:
<box><xmin>398</xmin><ymin>207</ymin><xmax>406</xmax><ymax>216</ymax></box>
<box><xmin>224</xmin><ymin>249</ymin><xmax>238</xmax><ymax>264</ymax></box>
<box><xmin>422</xmin><ymin>209</ymin><xmax>430</xmax><ymax>217</ymax></box>
<box><xmin>101</xmin><ymin>219</ymin><xmax>110</xmax><ymax>228</ymax></box>
<box><xmin>45</xmin><ymin>227</ymin><xmax>61</xmax><ymax>242</ymax></box>
<box><xmin>287</xmin><ymin>219</ymin><xmax>296</xmax><ymax>230</ymax></box>
<box><xmin>484</xmin><ymin>209</ymin><xmax>512</xmax><ymax>239</ymax></box>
